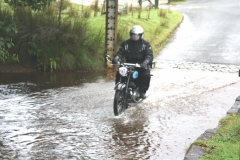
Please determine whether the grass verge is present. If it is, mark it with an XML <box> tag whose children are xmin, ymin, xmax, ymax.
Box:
<box><xmin>0</xmin><ymin>1</ymin><xmax>183</xmax><ymax>71</ymax></box>
<box><xmin>193</xmin><ymin>113</ymin><xmax>240</xmax><ymax>160</ymax></box>
<box><xmin>89</xmin><ymin>8</ymin><xmax>183</xmax><ymax>56</ymax></box>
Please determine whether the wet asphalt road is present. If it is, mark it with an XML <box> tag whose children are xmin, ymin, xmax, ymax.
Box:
<box><xmin>1</xmin><ymin>0</ymin><xmax>240</xmax><ymax>159</ymax></box>
<box><xmin>159</xmin><ymin>0</ymin><xmax>240</xmax><ymax>65</ymax></box>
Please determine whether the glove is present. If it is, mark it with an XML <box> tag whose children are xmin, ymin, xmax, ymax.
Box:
<box><xmin>112</xmin><ymin>56</ymin><xmax>121</xmax><ymax>64</ymax></box>
<box><xmin>140</xmin><ymin>61</ymin><xmax>148</xmax><ymax>69</ymax></box>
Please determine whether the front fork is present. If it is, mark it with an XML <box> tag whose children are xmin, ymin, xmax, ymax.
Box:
<box><xmin>114</xmin><ymin>75</ymin><xmax>131</xmax><ymax>105</ymax></box>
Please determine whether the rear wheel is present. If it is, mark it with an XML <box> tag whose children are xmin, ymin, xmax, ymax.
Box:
<box><xmin>113</xmin><ymin>90</ymin><xmax>127</xmax><ymax>116</ymax></box>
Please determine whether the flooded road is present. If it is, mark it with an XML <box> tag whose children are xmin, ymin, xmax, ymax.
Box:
<box><xmin>1</xmin><ymin>67</ymin><xmax>240</xmax><ymax>160</ymax></box>
<box><xmin>2</xmin><ymin>0</ymin><xmax>240</xmax><ymax>159</ymax></box>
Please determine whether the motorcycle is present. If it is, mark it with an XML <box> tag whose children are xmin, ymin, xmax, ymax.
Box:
<box><xmin>106</xmin><ymin>54</ymin><xmax>144</xmax><ymax>116</ymax></box>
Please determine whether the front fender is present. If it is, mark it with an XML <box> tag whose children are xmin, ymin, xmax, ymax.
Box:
<box><xmin>114</xmin><ymin>83</ymin><xmax>126</xmax><ymax>91</ymax></box>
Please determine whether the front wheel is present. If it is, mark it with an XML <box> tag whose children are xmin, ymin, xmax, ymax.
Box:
<box><xmin>113</xmin><ymin>90</ymin><xmax>127</xmax><ymax>116</ymax></box>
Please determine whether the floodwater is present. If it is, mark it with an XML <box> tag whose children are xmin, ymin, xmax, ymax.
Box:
<box><xmin>2</xmin><ymin>0</ymin><xmax>240</xmax><ymax>159</ymax></box>
<box><xmin>1</xmin><ymin>67</ymin><xmax>240</xmax><ymax>160</ymax></box>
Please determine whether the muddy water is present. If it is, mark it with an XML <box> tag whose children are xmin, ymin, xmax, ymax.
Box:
<box><xmin>1</xmin><ymin>68</ymin><xmax>240</xmax><ymax>160</ymax></box>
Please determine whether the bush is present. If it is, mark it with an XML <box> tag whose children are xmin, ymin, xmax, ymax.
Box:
<box><xmin>0</xmin><ymin>3</ymin><xmax>18</xmax><ymax>63</ymax></box>
<box><xmin>10</xmin><ymin>4</ymin><xmax>104</xmax><ymax>71</ymax></box>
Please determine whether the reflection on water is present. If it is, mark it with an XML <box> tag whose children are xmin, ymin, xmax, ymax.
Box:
<box><xmin>0</xmin><ymin>70</ymin><xmax>116</xmax><ymax>159</ymax></box>
<box><xmin>0</xmin><ymin>70</ymin><xmax>117</xmax><ymax>101</ymax></box>
<box><xmin>0</xmin><ymin>70</ymin><xmax>115</xmax><ymax>94</ymax></box>
<box><xmin>0</xmin><ymin>70</ymin><xmax>159</xmax><ymax>159</ymax></box>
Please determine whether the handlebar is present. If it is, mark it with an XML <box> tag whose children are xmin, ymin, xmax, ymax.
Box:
<box><xmin>105</xmin><ymin>54</ymin><xmax>141</xmax><ymax>68</ymax></box>
<box><xmin>122</xmin><ymin>63</ymin><xmax>141</xmax><ymax>68</ymax></box>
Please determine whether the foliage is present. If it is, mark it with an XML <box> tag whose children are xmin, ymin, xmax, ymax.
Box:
<box><xmin>0</xmin><ymin>3</ymin><xmax>18</xmax><ymax>63</ymax></box>
<box><xmin>158</xmin><ymin>8</ymin><xmax>167</xmax><ymax>18</ymax></box>
<box><xmin>10</xmin><ymin>4</ymin><xmax>104</xmax><ymax>71</ymax></box>
<box><xmin>4</xmin><ymin>0</ymin><xmax>52</xmax><ymax>11</ymax></box>
<box><xmin>83</xmin><ymin>7</ymin><xmax>92</xmax><ymax>18</ymax></box>
<box><xmin>1</xmin><ymin>0</ymin><xmax>182</xmax><ymax>71</ymax></box>
<box><xmin>193</xmin><ymin>114</ymin><xmax>240</xmax><ymax>160</ymax></box>
<box><xmin>89</xmin><ymin>8</ymin><xmax>183</xmax><ymax>55</ymax></box>
<box><xmin>91</xmin><ymin>0</ymin><xmax>99</xmax><ymax>17</ymax></box>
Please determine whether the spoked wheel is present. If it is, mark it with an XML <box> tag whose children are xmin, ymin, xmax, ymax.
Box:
<box><xmin>113</xmin><ymin>90</ymin><xmax>127</xmax><ymax>116</ymax></box>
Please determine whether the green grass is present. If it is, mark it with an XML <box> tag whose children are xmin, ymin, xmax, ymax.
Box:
<box><xmin>88</xmin><ymin>8</ymin><xmax>183</xmax><ymax>55</ymax></box>
<box><xmin>193</xmin><ymin>113</ymin><xmax>240</xmax><ymax>160</ymax></box>
<box><xmin>0</xmin><ymin>0</ymin><xmax>183</xmax><ymax>71</ymax></box>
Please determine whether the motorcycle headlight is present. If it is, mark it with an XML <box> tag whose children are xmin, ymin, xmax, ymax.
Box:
<box><xmin>119</xmin><ymin>67</ymin><xmax>128</xmax><ymax>76</ymax></box>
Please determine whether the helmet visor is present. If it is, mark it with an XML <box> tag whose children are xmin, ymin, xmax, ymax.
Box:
<box><xmin>131</xmin><ymin>33</ymin><xmax>140</xmax><ymax>41</ymax></box>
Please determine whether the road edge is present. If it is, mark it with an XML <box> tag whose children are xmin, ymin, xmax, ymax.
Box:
<box><xmin>184</xmin><ymin>95</ymin><xmax>240</xmax><ymax>160</ymax></box>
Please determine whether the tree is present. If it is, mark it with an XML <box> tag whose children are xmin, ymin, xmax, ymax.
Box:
<box><xmin>4</xmin><ymin>0</ymin><xmax>52</xmax><ymax>11</ymax></box>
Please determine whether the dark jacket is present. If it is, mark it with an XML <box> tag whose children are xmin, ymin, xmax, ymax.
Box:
<box><xmin>115</xmin><ymin>39</ymin><xmax>153</xmax><ymax>68</ymax></box>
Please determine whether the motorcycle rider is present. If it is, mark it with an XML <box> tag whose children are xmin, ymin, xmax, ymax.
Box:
<box><xmin>112</xmin><ymin>25</ymin><xmax>153</xmax><ymax>99</ymax></box>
